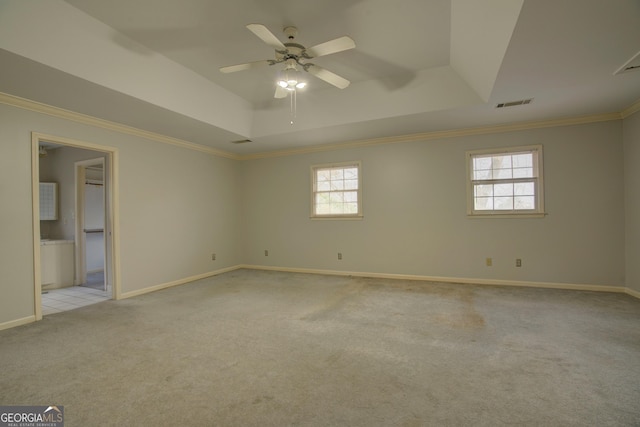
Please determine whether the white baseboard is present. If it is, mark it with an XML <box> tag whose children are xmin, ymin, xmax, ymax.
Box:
<box><xmin>239</xmin><ymin>264</ymin><xmax>633</xmax><ymax>295</ymax></box>
<box><xmin>626</xmin><ymin>287</ymin><xmax>640</xmax><ymax>299</ymax></box>
<box><xmin>3</xmin><ymin>266</ymin><xmax>638</xmax><ymax>332</ymax></box>
<box><xmin>0</xmin><ymin>315</ymin><xmax>36</xmax><ymax>331</ymax></box>
<box><xmin>119</xmin><ymin>265</ymin><xmax>243</xmax><ymax>299</ymax></box>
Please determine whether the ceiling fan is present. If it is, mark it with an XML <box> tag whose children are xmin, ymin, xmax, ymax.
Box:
<box><xmin>220</xmin><ymin>24</ymin><xmax>355</xmax><ymax>98</ymax></box>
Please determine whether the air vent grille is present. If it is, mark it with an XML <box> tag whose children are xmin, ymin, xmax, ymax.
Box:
<box><xmin>496</xmin><ymin>98</ymin><xmax>533</xmax><ymax>108</ymax></box>
<box><xmin>231</xmin><ymin>139</ymin><xmax>252</xmax><ymax>144</ymax></box>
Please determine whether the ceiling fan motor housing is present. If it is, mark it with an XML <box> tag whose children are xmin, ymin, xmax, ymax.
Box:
<box><xmin>277</xmin><ymin>43</ymin><xmax>305</xmax><ymax>63</ymax></box>
<box><xmin>283</xmin><ymin>26</ymin><xmax>298</xmax><ymax>40</ymax></box>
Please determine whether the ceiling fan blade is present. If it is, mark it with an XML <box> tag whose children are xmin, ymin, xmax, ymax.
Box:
<box><xmin>246</xmin><ymin>24</ymin><xmax>286</xmax><ymax>50</ymax></box>
<box><xmin>274</xmin><ymin>85</ymin><xmax>288</xmax><ymax>98</ymax></box>
<box><xmin>305</xmin><ymin>36</ymin><xmax>355</xmax><ymax>58</ymax></box>
<box><xmin>220</xmin><ymin>59</ymin><xmax>273</xmax><ymax>73</ymax></box>
<box><xmin>306</xmin><ymin>65</ymin><xmax>351</xmax><ymax>89</ymax></box>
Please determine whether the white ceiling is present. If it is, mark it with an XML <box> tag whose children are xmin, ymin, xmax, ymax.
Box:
<box><xmin>0</xmin><ymin>0</ymin><xmax>639</xmax><ymax>156</ymax></box>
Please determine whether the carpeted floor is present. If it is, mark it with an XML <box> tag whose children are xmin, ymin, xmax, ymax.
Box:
<box><xmin>1</xmin><ymin>269</ymin><xmax>639</xmax><ymax>426</ymax></box>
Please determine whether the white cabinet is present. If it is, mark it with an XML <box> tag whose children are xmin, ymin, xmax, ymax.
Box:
<box><xmin>39</xmin><ymin>182</ymin><xmax>58</xmax><ymax>220</ymax></box>
<box><xmin>41</xmin><ymin>241</ymin><xmax>74</xmax><ymax>289</ymax></box>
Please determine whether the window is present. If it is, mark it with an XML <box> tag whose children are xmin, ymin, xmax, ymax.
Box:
<box><xmin>311</xmin><ymin>162</ymin><xmax>362</xmax><ymax>218</ymax></box>
<box><xmin>466</xmin><ymin>145</ymin><xmax>544</xmax><ymax>217</ymax></box>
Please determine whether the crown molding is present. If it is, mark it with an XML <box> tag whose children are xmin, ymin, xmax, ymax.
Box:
<box><xmin>3</xmin><ymin>91</ymin><xmax>638</xmax><ymax>161</ymax></box>
<box><xmin>621</xmin><ymin>98</ymin><xmax>640</xmax><ymax>119</ymax></box>
<box><xmin>239</xmin><ymin>111</ymin><xmax>622</xmax><ymax>160</ymax></box>
<box><xmin>0</xmin><ymin>92</ymin><xmax>240</xmax><ymax>160</ymax></box>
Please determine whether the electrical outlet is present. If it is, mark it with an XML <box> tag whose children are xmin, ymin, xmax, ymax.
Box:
<box><xmin>338</xmin><ymin>252</ymin><xmax>342</xmax><ymax>260</ymax></box>
<box><xmin>516</xmin><ymin>258</ymin><xmax>522</xmax><ymax>267</ymax></box>
<box><xmin>211</xmin><ymin>253</ymin><xmax>216</xmax><ymax>261</ymax></box>
<box><xmin>264</xmin><ymin>250</ymin><xmax>269</xmax><ymax>257</ymax></box>
<box><xmin>486</xmin><ymin>257</ymin><xmax>492</xmax><ymax>267</ymax></box>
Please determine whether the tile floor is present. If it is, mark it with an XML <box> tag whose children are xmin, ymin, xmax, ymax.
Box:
<box><xmin>41</xmin><ymin>286</ymin><xmax>110</xmax><ymax>316</ymax></box>
<box><xmin>82</xmin><ymin>271</ymin><xmax>107</xmax><ymax>291</ymax></box>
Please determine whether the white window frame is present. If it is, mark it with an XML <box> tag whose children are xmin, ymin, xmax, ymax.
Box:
<box><xmin>310</xmin><ymin>161</ymin><xmax>363</xmax><ymax>219</ymax></box>
<box><xmin>466</xmin><ymin>145</ymin><xmax>545</xmax><ymax>218</ymax></box>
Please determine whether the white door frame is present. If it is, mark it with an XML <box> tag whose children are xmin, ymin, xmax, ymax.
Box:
<box><xmin>31</xmin><ymin>132</ymin><xmax>121</xmax><ymax>321</ymax></box>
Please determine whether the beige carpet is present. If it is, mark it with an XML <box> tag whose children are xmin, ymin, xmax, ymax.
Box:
<box><xmin>1</xmin><ymin>269</ymin><xmax>639</xmax><ymax>426</ymax></box>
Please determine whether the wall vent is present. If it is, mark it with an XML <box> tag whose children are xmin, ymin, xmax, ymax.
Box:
<box><xmin>231</xmin><ymin>139</ymin><xmax>252</xmax><ymax>144</ymax></box>
<box><xmin>614</xmin><ymin>50</ymin><xmax>640</xmax><ymax>75</ymax></box>
<box><xmin>496</xmin><ymin>98</ymin><xmax>533</xmax><ymax>108</ymax></box>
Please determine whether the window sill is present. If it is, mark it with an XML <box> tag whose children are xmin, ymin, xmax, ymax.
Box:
<box><xmin>468</xmin><ymin>212</ymin><xmax>547</xmax><ymax>219</ymax></box>
<box><xmin>310</xmin><ymin>215</ymin><xmax>364</xmax><ymax>221</ymax></box>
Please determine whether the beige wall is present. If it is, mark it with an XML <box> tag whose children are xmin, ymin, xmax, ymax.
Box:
<box><xmin>242</xmin><ymin>121</ymin><xmax>625</xmax><ymax>287</ymax></box>
<box><xmin>0</xmin><ymin>103</ymin><xmax>242</xmax><ymax>326</ymax></box>
<box><xmin>0</xmin><ymin>96</ymin><xmax>634</xmax><ymax>330</ymax></box>
<box><xmin>623</xmin><ymin>111</ymin><xmax>640</xmax><ymax>292</ymax></box>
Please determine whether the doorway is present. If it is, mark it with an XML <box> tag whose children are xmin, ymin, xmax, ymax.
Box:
<box><xmin>32</xmin><ymin>132</ymin><xmax>120</xmax><ymax>321</ymax></box>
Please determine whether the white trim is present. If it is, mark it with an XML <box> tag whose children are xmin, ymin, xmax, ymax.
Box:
<box><xmin>3</xmin><ymin>91</ymin><xmax>636</xmax><ymax>161</ymax></box>
<box><xmin>31</xmin><ymin>135</ymin><xmax>43</xmax><ymax>321</ymax></box>
<box><xmin>241</xmin><ymin>112</ymin><xmax>623</xmax><ymax>160</ymax></box>
<box><xmin>111</xmin><ymin>149</ymin><xmax>122</xmax><ymax>300</ymax></box>
<box><xmin>466</xmin><ymin>144</ymin><xmax>544</xmax><ymax>216</ymax></box>
<box><xmin>0</xmin><ymin>92</ymin><xmax>239</xmax><ymax>160</ymax></box>
<box><xmin>466</xmin><ymin>144</ymin><xmax>543</xmax><ymax>157</ymax></box>
<box><xmin>621</xmin><ymin>98</ymin><xmax>640</xmax><ymax>119</ymax></box>
<box><xmin>468</xmin><ymin>213</ymin><xmax>546</xmax><ymax>219</ymax></box>
<box><xmin>626</xmin><ymin>287</ymin><xmax>640</xmax><ymax>299</ymax></box>
<box><xmin>3</xmin><ymin>267</ymin><xmax>637</xmax><ymax>331</ymax></box>
<box><xmin>239</xmin><ymin>264</ymin><xmax>628</xmax><ymax>294</ymax></box>
<box><xmin>119</xmin><ymin>265</ymin><xmax>243</xmax><ymax>299</ymax></box>
<box><xmin>310</xmin><ymin>161</ymin><xmax>362</xmax><ymax>219</ymax></box>
<box><xmin>31</xmin><ymin>132</ymin><xmax>122</xmax><ymax>310</ymax></box>
<box><xmin>310</xmin><ymin>216</ymin><xmax>364</xmax><ymax>220</ymax></box>
<box><xmin>0</xmin><ymin>316</ymin><xmax>37</xmax><ymax>331</ymax></box>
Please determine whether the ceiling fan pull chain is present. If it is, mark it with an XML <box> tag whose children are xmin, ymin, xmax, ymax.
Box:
<box><xmin>290</xmin><ymin>89</ymin><xmax>297</xmax><ymax>125</ymax></box>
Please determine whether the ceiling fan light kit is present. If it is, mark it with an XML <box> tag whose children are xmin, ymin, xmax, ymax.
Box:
<box><xmin>276</xmin><ymin>76</ymin><xmax>307</xmax><ymax>90</ymax></box>
<box><xmin>277</xmin><ymin>60</ymin><xmax>307</xmax><ymax>91</ymax></box>
<box><xmin>219</xmin><ymin>24</ymin><xmax>356</xmax><ymax>122</ymax></box>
